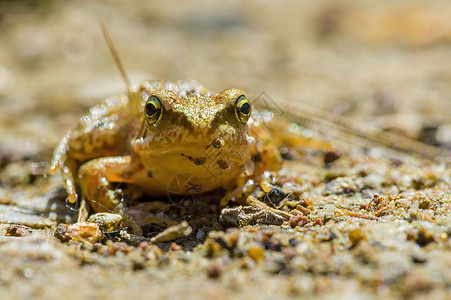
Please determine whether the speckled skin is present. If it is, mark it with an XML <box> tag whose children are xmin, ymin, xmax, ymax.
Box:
<box><xmin>49</xmin><ymin>80</ymin><xmax>277</xmax><ymax>214</ymax></box>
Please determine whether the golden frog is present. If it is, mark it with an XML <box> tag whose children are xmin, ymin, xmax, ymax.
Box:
<box><xmin>49</xmin><ymin>80</ymin><xmax>282</xmax><ymax>227</ymax></box>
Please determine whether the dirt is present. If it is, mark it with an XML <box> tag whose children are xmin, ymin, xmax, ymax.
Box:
<box><xmin>0</xmin><ymin>1</ymin><xmax>450</xmax><ymax>299</ymax></box>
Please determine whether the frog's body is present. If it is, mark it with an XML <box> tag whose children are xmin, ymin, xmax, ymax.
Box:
<box><xmin>50</xmin><ymin>80</ymin><xmax>277</xmax><ymax>215</ymax></box>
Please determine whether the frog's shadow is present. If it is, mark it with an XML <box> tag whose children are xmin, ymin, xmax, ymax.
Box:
<box><xmin>44</xmin><ymin>187</ymin><xmax>80</xmax><ymax>223</ymax></box>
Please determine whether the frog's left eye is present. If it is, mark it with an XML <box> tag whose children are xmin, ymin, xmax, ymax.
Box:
<box><xmin>145</xmin><ymin>95</ymin><xmax>163</xmax><ymax>125</ymax></box>
<box><xmin>235</xmin><ymin>95</ymin><xmax>251</xmax><ymax>124</ymax></box>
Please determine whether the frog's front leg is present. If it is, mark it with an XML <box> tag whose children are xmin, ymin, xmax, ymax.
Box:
<box><xmin>78</xmin><ymin>156</ymin><xmax>143</xmax><ymax>234</ymax></box>
<box><xmin>78</xmin><ymin>156</ymin><xmax>135</xmax><ymax>213</ymax></box>
<box><xmin>49</xmin><ymin>132</ymin><xmax>79</xmax><ymax>205</ymax></box>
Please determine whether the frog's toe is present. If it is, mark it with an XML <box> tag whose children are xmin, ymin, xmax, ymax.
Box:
<box><xmin>121</xmin><ymin>213</ymin><xmax>143</xmax><ymax>236</ymax></box>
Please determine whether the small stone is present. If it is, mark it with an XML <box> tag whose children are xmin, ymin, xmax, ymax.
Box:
<box><xmin>406</xmin><ymin>229</ymin><xmax>416</xmax><ymax>241</ymax></box>
<box><xmin>55</xmin><ymin>222</ymin><xmax>102</xmax><ymax>244</ymax></box>
<box><xmin>295</xmin><ymin>205</ymin><xmax>310</xmax><ymax>215</ymax></box>
<box><xmin>263</xmin><ymin>186</ymin><xmax>286</xmax><ymax>206</ymax></box>
<box><xmin>23</xmin><ymin>268</ymin><xmax>34</xmax><ymax>279</ymax></box>
<box><xmin>6</xmin><ymin>225</ymin><xmax>30</xmax><ymax>237</ymax></box>
<box><xmin>248</xmin><ymin>245</ymin><xmax>265</xmax><ymax>262</ymax></box>
<box><xmin>348</xmin><ymin>228</ymin><xmax>366</xmax><ymax>247</ymax></box>
<box><xmin>416</xmin><ymin>229</ymin><xmax>434</xmax><ymax>247</ymax></box>
<box><xmin>280</xmin><ymin>147</ymin><xmax>298</xmax><ymax>160</ymax></box>
<box><xmin>170</xmin><ymin>243</ymin><xmax>182</xmax><ymax>252</ymax></box>
<box><xmin>87</xmin><ymin>213</ymin><xmax>123</xmax><ymax>232</ymax></box>
<box><xmin>324</xmin><ymin>151</ymin><xmax>341</xmax><ymax>166</ymax></box>
<box><xmin>324</xmin><ymin>177</ymin><xmax>355</xmax><ymax>195</ymax></box>
<box><xmin>289</xmin><ymin>214</ymin><xmax>309</xmax><ymax>228</ymax></box>
<box><xmin>402</xmin><ymin>269</ymin><xmax>434</xmax><ymax>295</ymax></box>
<box><xmin>419</xmin><ymin>199</ymin><xmax>431</xmax><ymax>209</ymax></box>
<box><xmin>313</xmin><ymin>218</ymin><xmax>324</xmax><ymax>226</ymax></box>
<box><xmin>196</xmin><ymin>230</ymin><xmax>205</xmax><ymax>240</ymax></box>
<box><xmin>282</xmin><ymin>182</ymin><xmax>297</xmax><ymax>194</ymax></box>
<box><xmin>260</xmin><ymin>181</ymin><xmax>273</xmax><ymax>193</ymax></box>
<box><xmin>206</xmin><ymin>262</ymin><xmax>223</xmax><ymax>279</ymax></box>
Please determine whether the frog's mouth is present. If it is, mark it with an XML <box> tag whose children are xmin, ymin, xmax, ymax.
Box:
<box><xmin>138</xmin><ymin>130</ymin><xmax>250</xmax><ymax>157</ymax></box>
<box><xmin>142</xmin><ymin>143</ymin><xmax>244</xmax><ymax>162</ymax></box>
<box><xmin>138</xmin><ymin>144</ymin><xmax>246</xmax><ymax>186</ymax></box>
<box><xmin>142</xmin><ymin>143</ymin><xmax>217</xmax><ymax>156</ymax></box>
<box><xmin>138</xmin><ymin>139</ymin><xmax>250</xmax><ymax>173</ymax></box>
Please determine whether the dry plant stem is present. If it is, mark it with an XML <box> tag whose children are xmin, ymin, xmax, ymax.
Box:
<box><xmin>280</xmin><ymin>100</ymin><xmax>451</xmax><ymax>164</ymax></box>
<box><xmin>336</xmin><ymin>209</ymin><xmax>379</xmax><ymax>221</ymax></box>
<box><xmin>77</xmin><ymin>198</ymin><xmax>90</xmax><ymax>223</ymax></box>
<box><xmin>246</xmin><ymin>196</ymin><xmax>292</xmax><ymax>220</ymax></box>
<box><xmin>150</xmin><ymin>221</ymin><xmax>193</xmax><ymax>243</ymax></box>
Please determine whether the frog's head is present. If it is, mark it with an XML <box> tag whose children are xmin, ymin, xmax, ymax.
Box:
<box><xmin>132</xmin><ymin>80</ymin><xmax>255</xmax><ymax>191</ymax></box>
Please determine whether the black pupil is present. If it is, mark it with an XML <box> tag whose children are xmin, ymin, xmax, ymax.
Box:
<box><xmin>146</xmin><ymin>103</ymin><xmax>157</xmax><ymax>116</ymax></box>
<box><xmin>240</xmin><ymin>102</ymin><xmax>250</xmax><ymax>115</ymax></box>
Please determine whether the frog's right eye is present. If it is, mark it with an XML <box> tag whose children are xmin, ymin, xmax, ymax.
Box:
<box><xmin>145</xmin><ymin>96</ymin><xmax>163</xmax><ymax>125</ymax></box>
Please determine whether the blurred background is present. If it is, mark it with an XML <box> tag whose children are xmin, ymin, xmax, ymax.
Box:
<box><xmin>0</xmin><ymin>0</ymin><xmax>450</xmax><ymax>165</ymax></box>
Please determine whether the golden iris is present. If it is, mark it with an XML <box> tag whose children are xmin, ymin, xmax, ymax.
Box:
<box><xmin>145</xmin><ymin>95</ymin><xmax>162</xmax><ymax>125</ymax></box>
<box><xmin>235</xmin><ymin>95</ymin><xmax>251</xmax><ymax>124</ymax></box>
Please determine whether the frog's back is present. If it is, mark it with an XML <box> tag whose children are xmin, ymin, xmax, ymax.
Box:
<box><xmin>65</xmin><ymin>94</ymin><xmax>134</xmax><ymax>162</ymax></box>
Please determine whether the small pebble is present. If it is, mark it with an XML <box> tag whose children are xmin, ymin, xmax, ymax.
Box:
<box><xmin>324</xmin><ymin>151</ymin><xmax>341</xmax><ymax>166</ymax></box>
<box><xmin>289</xmin><ymin>215</ymin><xmax>309</xmax><ymax>228</ymax></box>
<box><xmin>206</xmin><ymin>262</ymin><xmax>223</xmax><ymax>279</ymax></box>
<box><xmin>263</xmin><ymin>186</ymin><xmax>286</xmax><ymax>206</ymax></box>
<box><xmin>348</xmin><ymin>228</ymin><xmax>366</xmax><ymax>246</ymax></box>
<box><xmin>196</xmin><ymin>230</ymin><xmax>205</xmax><ymax>240</ymax></box>
<box><xmin>282</xmin><ymin>182</ymin><xmax>298</xmax><ymax>194</ymax></box>
<box><xmin>23</xmin><ymin>268</ymin><xmax>34</xmax><ymax>279</ymax></box>
<box><xmin>87</xmin><ymin>213</ymin><xmax>123</xmax><ymax>232</ymax></box>
<box><xmin>260</xmin><ymin>181</ymin><xmax>273</xmax><ymax>193</ymax></box>
<box><xmin>248</xmin><ymin>245</ymin><xmax>265</xmax><ymax>262</ymax></box>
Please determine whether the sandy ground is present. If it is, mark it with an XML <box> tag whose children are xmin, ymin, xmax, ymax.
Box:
<box><xmin>0</xmin><ymin>1</ymin><xmax>450</xmax><ymax>299</ymax></box>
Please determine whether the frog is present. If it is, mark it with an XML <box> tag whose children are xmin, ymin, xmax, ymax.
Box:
<box><xmin>49</xmin><ymin>79</ymin><xmax>283</xmax><ymax>232</ymax></box>
<box><xmin>47</xmin><ymin>26</ymin><xmax>318</xmax><ymax>236</ymax></box>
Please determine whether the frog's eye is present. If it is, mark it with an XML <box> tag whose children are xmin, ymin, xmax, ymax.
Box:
<box><xmin>235</xmin><ymin>95</ymin><xmax>251</xmax><ymax>124</ymax></box>
<box><xmin>145</xmin><ymin>95</ymin><xmax>163</xmax><ymax>125</ymax></box>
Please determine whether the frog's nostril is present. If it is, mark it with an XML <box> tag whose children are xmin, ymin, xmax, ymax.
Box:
<box><xmin>212</xmin><ymin>138</ymin><xmax>225</xmax><ymax>148</ymax></box>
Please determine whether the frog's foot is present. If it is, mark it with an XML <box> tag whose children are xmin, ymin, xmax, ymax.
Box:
<box><xmin>121</xmin><ymin>214</ymin><xmax>143</xmax><ymax>236</ymax></box>
<box><xmin>78</xmin><ymin>156</ymin><xmax>143</xmax><ymax>235</ymax></box>
<box><xmin>219</xmin><ymin>196</ymin><xmax>292</xmax><ymax>227</ymax></box>
<box><xmin>126</xmin><ymin>205</ymin><xmax>179</xmax><ymax>228</ymax></box>
<box><xmin>48</xmin><ymin>133</ymin><xmax>79</xmax><ymax>205</ymax></box>
<box><xmin>219</xmin><ymin>206</ymin><xmax>286</xmax><ymax>227</ymax></box>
